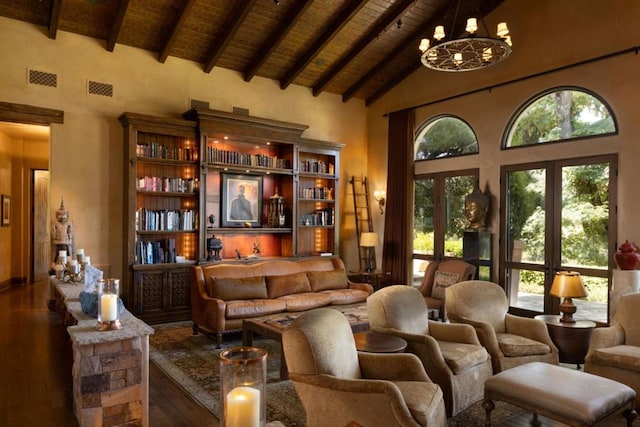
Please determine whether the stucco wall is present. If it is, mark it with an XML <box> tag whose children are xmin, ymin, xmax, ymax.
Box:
<box><xmin>0</xmin><ymin>16</ymin><xmax>369</xmax><ymax>280</ymax></box>
<box><xmin>366</xmin><ymin>0</ymin><xmax>640</xmax><ymax>277</ymax></box>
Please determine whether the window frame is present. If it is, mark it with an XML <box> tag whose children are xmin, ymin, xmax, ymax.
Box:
<box><xmin>414</xmin><ymin>114</ymin><xmax>479</xmax><ymax>162</ymax></box>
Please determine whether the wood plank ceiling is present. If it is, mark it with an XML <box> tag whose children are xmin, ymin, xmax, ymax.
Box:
<box><xmin>1</xmin><ymin>0</ymin><xmax>505</xmax><ymax>106</ymax></box>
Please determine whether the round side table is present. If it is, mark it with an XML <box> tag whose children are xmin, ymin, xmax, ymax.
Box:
<box><xmin>353</xmin><ymin>331</ymin><xmax>407</xmax><ymax>353</ymax></box>
<box><xmin>535</xmin><ymin>314</ymin><xmax>596</xmax><ymax>368</ymax></box>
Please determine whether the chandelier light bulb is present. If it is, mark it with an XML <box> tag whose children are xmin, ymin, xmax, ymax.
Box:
<box><xmin>419</xmin><ymin>38</ymin><xmax>430</xmax><ymax>52</ymax></box>
<box><xmin>504</xmin><ymin>35</ymin><xmax>512</xmax><ymax>46</ymax></box>
<box><xmin>433</xmin><ymin>25</ymin><xmax>445</xmax><ymax>40</ymax></box>
<box><xmin>427</xmin><ymin>50</ymin><xmax>437</xmax><ymax>62</ymax></box>
<box><xmin>453</xmin><ymin>53</ymin><xmax>463</xmax><ymax>64</ymax></box>
<box><xmin>497</xmin><ymin>22</ymin><xmax>509</xmax><ymax>38</ymax></box>
<box><xmin>466</xmin><ymin>18</ymin><xmax>478</xmax><ymax>34</ymax></box>
<box><xmin>482</xmin><ymin>47</ymin><xmax>492</xmax><ymax>61</ymax></box>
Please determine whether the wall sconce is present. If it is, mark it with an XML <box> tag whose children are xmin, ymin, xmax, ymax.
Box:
<box><xmin>373</xmin><ymin>190</ymin><xmax>386</xmax><ymax>214</ymax></box>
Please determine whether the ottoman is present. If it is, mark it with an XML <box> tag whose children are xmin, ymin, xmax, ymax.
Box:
<box><xmin>483</xmin><ymin>362</ymin><xmax>637</xmax><ymax>426</ymax></box>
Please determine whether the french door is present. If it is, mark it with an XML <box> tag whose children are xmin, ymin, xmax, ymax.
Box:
<box><xmin>412</xmin><ymin>169</ymin><xmax>478</xmax><ymax>285</ymax></box>
<box><xmin>500</xmin><ymin>154</ymin><xmax>617</xmax><ymax>323</ymax></box>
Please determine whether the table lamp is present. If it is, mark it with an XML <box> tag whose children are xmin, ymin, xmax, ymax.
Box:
<box><xmin>550</xmin><ymin>271</ymin><xmax>588</xmax><ymax>323</ymax></box>
<box><xmin>360</xmin><ymin>232</ymin><xmax>378</xmax><ymax>272</ymax></box>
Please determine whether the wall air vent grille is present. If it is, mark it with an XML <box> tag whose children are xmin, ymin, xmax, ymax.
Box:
<box><xmin>190</xmin><ymin>99</ymin><xmax>210</xmax><ymax>110</ymax></box>
<box><xmin>88</xmin><ymin>81</ymin><xmax>113</xmax><ymax>97</ymax></box>
<box><xmin>233</xmin><ymin>106</ymin><xmax>250</xmax><ymax>116</ymax></box>
<box><xmin>28</xmin><ymin>69</ymin><xmax>57</xmax><ymax>87</ymax></box>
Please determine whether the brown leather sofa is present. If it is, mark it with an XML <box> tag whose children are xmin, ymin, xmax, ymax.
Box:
<box><xmin>192</xmin><ymin>257</ymin><xmax>373</xmax><ymax>346</ymax></box>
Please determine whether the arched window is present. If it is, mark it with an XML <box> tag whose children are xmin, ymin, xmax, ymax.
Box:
<box><xmin>414</xmin><ymin>115</ymin><xmax>478</xmax><ymax>160</ymax></box>
<box><xmin>504</xmin><ymin>87</ymin><xmax>616</xmax><ymax>148</ymax></box>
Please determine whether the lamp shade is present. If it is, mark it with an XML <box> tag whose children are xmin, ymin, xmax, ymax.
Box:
<box><xmin>550</xmin><ymin>271</ymin><xmax>588</xmax><ymax>298</ymax></box>
<box><xmin>360</xmin><ymin>232</ymin><xmax>378</xmax><ymax>248</ymax></box>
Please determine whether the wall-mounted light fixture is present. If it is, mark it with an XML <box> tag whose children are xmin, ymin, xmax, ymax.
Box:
<box><xmin>373</xmin><ymin>190</ymin><xmax>386</xmax><ymax>214</ymax></box>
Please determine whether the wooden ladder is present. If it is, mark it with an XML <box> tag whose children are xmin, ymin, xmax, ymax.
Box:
<box><xmin>350</xmin><ymin>176</ymin><xmax>375</xmax><ymax>271</ymax></box>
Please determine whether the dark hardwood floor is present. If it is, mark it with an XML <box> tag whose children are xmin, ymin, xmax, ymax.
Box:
<box><xmin>0</xmin><ymin>280</ymin><xmax>218</xmax><ymax>427</ymax></box>
<box><xmin>0</xmin><ymin>280</ymin><xmax>569</xmax><ymax>427</ymax></box>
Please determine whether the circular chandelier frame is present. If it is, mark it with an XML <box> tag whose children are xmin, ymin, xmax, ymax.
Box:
<box><xmin>421</xmin><ymin>37</ymin><xmax>511</xmax><ymax>72</ymax></box>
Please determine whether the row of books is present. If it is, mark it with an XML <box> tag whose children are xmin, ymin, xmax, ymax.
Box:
<box><xmin>137</xmin><ymin>176</ymin><xmax>198</xmax><ymax>193</ymax></box>
<box><xmin>299</xmin><ymin>160</ymin><xmax>334</xmax><ymax>175</ymax></box>
<box><xmin>137</xmin><ymin>143</ymin><xmax>196</xmax><ymax>161</ymax></box>
<box><xmin>299</xmin><ymin>186</ymin><xmax>333</xmax><ymax>200</ymax></box>
<box><xmin>298</xmin><ymin>208</ymin><xmax>334</xmax><ymax>226</ymax></box>
<box><xmin>136</xmin><ymin>208</ymin><xmax>197</xmax><ymax>231</ymax></box>
<box><xmin>206</xmin><ymin>146</ymin><xmax>291</xmax><ymax>169</ymax></box>
<box><xmin>136</xmin><ymin>238</ymin><xmax>177</xmax><ymax>264</ymax></box>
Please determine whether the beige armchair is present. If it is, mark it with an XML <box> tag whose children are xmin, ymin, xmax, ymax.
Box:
<box><xmin>418</xmin><ymin>260</ymin><xmax>476</xmax><ymax>320</ymax></box>
<box><xmin>585</xmin><ymin>292</ymin><xmax>640</xmax><ymax>408</ymax></box>
<box><xmin>445</xmin><ymin>280</ymin><xmax>558</xmax><ymax>374</ymax></box>
<box><xmin>367</xmin><ymin>285</ymin><xmax>492</xmax><ymax>417</ymax></box>
<box><xmin>282</xmin><ymin>308</ymin><xmax>446</xmax><ymax>427</ymax></box>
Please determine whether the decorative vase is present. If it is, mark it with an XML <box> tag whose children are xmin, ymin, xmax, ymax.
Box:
<box><xmin>615</xmin><ymin>240</ymin><xmax>640</xmax><ymax>270</ymax></box>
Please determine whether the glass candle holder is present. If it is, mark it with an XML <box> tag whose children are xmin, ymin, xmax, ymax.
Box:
<box><xmin>219</xmin><ymin>347</ymin><xmax>267</xmax><ymax>427</ymax></box>
<box><xmin>96</xmin><ymin>278</ymin><xmax>122</xmax><ymax>331</ymax></box>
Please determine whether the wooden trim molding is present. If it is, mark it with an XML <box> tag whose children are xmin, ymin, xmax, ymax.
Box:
<box><xmin>0</xmin><ymin>102</ymin><xmax>64</xmax><ymax>126</ymax></box>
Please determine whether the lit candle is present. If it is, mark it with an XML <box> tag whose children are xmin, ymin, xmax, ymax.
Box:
<box><xmin>226</xmin><ymin>386</ymin><xmax>260</xmax><ymax>427</ymax></box>
<box><xmin>69</xmin><ymin>259</ymin><xmax>79</xmax><ymax>274</ymax></box>
<box><xmin>100</xmin><ymin>294</ymin><xmax>118</xmax><ymax>322</ymax></box>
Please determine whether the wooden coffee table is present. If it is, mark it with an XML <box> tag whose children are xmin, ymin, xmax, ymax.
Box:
<box><xmin>242</xmin><ymin>304</ymin><xmax>370</xmax><ymax>379</ymax></box>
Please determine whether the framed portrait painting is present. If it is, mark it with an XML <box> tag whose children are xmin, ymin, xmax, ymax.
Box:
<box><xmin>1</xmin><ymin>195</ymin><xmax>10</xmax><ymax>227</ymax></box>
<box><xmin>221</xmin><ymin>173</ymin><xmax>262</xmax><ymax>227</ymax></box>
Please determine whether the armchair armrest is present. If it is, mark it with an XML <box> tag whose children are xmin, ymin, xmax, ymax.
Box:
<box><xmin>586</xmin><ymin>325</ymin><xmax>625</xmax><ymax>360</ymax></box>
<box><xmin>452</xmin><ymin>315</ymin><xmax>502</xmax><ymax>358</ymax></box>
<box><xmin>429</xmin><ymin>321</ymin><xmax>481</xmax><ymax>345</ymax></box>
<box><xmin>358</xmin><ymin>352</ymin><xmax>430</xmax><ymax>382</ymax></box>
<box><xmin>505</xmin><ymin>314</ymin><xmax>558</xmax><ymax>351</ymax></box>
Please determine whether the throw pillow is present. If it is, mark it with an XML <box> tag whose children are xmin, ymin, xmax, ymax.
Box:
<box><xmin>431</xmin><ymin>271</ymin><xmax>460</xmax><ymax>299</ymax></box>
<box><xmin>210</xmin><ymin>276</ymin><xmax>267</xmax><ymax>301</ymax></box>
<box><xmin>266</xmin><ymin>272</ymin><xmax>312</xmax><ymax>298</ymax></box>
<box><xmin>307</xmin><ymin>269</ymin><xmax>348</xmax><ymax>292</ymax></box>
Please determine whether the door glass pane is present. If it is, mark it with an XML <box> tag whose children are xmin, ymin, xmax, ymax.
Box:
<box><xmin>560</xmin><ymin>164</ymin><xmax>609</xmax><ymax>270</ymax></box>
<box><xmin>509</xmin><ymin>269</ymin><xmax>545</xmax><ymax>311</ymax></box>
<box><xmin>577</xmin><ymin>276</ymin><xmax>608</xmax><ymax>323</ymax></box>
<box><xmin>414</xmin><ymin>179</ymin><xmax>434</xmax><ymax>255</ymax></box>
<box><xmin>444</xmin><ymin>176</ymin><xmax>474</xmax><ymax>257</ymax></box>
<box><xmin>507</xmin><ymin>169</ymin><xmax>546</xmax><ymax>264</ymax></box>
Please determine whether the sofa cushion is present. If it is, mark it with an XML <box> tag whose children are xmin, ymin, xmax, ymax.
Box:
<box><xmin>497</xmin><ymin>333</ymin><xmax>551</xmax><ymax>357</ymax></box>
<box><xmin>266</xmin><ymin>272</ymin><xmax>312</xmax><ymax>298</ymax></box>
<box><xmin>308</xmin><ymin>269</ymin><xmax>349</xmax><ymax>292</ymax></box>
<box><xmin>225</xmin><ymin>299</ymin><xmax>286</xmax><ymax>319</ymax></box>
<box><xmin>591</xmin><ymin>345</ymin><xmax>640</xmax><ymax>373</ymax></box>
<box><xmin>278</xmin><ymin>292</ymin><xmax>332</xmax><ymax>311</ymax></box>
<box><xmin>431</xmin><ymin>271</ymin><xmax>460</xmax><ymax>299</ymax></box>
<box><xmin>437</xmin><ymin>341</ymin><xmax>490</xmax><ymax>375</ymax></box>
<box><xmin>209</xmin><ymin>276</ymin><xmax>267</xmax><ymax>301</ymax></box>
<box><xmin>321</xmin><ymin>289</ymin><xmax>369</xmax><ymax>305</ymax></box>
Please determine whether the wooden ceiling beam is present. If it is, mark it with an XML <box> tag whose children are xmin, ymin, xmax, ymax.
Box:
<box><xmin>159</xmin><ymin>0</ymin><xmax>197</xmax><ymax>63</ymax></box>
<box><xmin>204</xmin><ymin>0</ymin><xmax>256</xmax><ymax>74</ymax></box>
<box><xmin>47</xmin><ymin>0</ymin><xmax>61</xmax><ymax>39</ymax></box>
<box><xmin>280</xmin><ymin>0</ymin><xmax>365</xmax><ymax>91</ymax></box>
<box><xmin>312</xmin><ymin>0</ymin><xmax>416</xmax><ymax>97</ymax></box>
<box><xmin>106</xmin><ymin>0</ymin><xmax>130</xmax><ymax>52</ymax></box>
<box><xmin>243</xmin><ymin>0</ymin><xmax>313</xmax><ymax>83</ymax></box>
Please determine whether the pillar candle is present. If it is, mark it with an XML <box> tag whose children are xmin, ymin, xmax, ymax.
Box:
<box><xmin>100</xmin><ymin>294</ymin><xmax>118</xmax><ymax>322</ymax></box>
<box><xmin>226</xmin><ymin>386</ymin><xmax>260</xmax><ymax>427</ymax></box>
<box><xmin>83</xmin><ymin>256</ymin><xmax>91</xmax><ymax>266</ymax></box>
<box><xmin>76</xmin><ymin>248</ymin><xmax>84</xmax><ymax>262</ymax></box>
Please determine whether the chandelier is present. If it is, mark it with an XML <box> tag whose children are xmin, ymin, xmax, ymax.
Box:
<box><xmin>419</xmin><ymin>5</ymin><xmax>512</xmax><ymax>72</ymax></box>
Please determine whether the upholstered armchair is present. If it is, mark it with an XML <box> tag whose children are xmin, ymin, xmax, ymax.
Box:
<box><xmin>282</xmin><ymin>308</ymin><xmax>446</xmax><ymax>427</ymax></box>
<box><xmin>585</xmin><ymin>292</ymin><xmax>640</xmax><ymax>408</ymax></box>
<box><xmin>366</xmin><ymin>285</ymin><xmax>492</xmax><ymax>417</ymax></box>
<box><xmin>418</xmin><ymin>260</ymin><xmax>476</xmax><ymax>320</ymax></box>
<box><xmin>445</xmin><ymin>280</ymin><xmax>558</xmax><ymax>374</ymax></box>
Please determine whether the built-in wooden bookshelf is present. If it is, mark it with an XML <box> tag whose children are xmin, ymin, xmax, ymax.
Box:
<box><xmin>121</xmin><ymin>109</ymin><xmax>343</xmax><ymax>323</ymax></box>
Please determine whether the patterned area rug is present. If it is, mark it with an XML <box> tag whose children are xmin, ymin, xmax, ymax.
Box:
<box><xmin>148</xmin><ymin>321</ymin><xmax>522</xmax><ymax>426</ymax></box>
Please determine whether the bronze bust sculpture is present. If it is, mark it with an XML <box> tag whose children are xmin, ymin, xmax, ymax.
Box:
<box><xmin>464</xmin><ymin>185</ymin><xmax>489</xmax><ymax>231</ymax></box>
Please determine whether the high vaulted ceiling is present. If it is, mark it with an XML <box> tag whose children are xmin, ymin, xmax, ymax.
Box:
<box><xmin>1</xmin><ymin>0</ymin><xmax>505</xmax><ymax>106</ymax></box>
